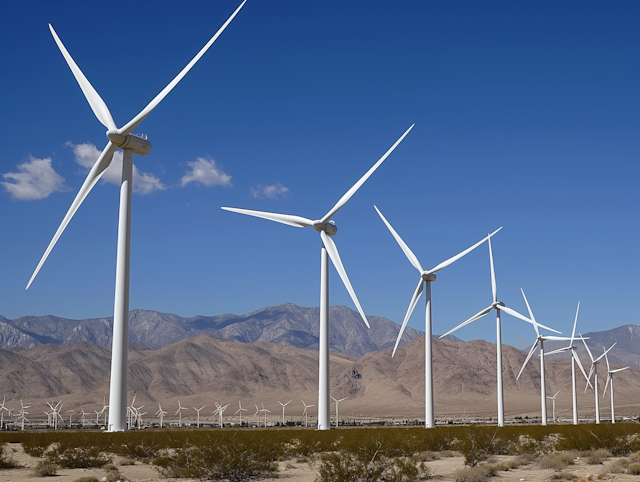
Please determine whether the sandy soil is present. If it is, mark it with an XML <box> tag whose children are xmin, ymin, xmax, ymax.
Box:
<box><xmin>2</xmin><ymin>443</ymin><xmax>640</xmax><ymax>482</ymax></box>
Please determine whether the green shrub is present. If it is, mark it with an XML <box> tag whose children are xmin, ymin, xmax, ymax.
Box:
<box><xmin>32</xmin><ymin>460</ymin><xmax>58</xmax><ymax>477</ymax></box>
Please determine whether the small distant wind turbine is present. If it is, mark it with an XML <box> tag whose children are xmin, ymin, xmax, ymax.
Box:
<box><xmin>156</xmin><ymin>404</ymin><xmax>168</xmax><ymax>428</ymax></box>
<box><xmin>376</xmin><ymin>206</ymin><xmax>501</xmax><ymax>428</ymax></box>
<box><xmin>80</xmin><ymin>409</ymin><xmax>88</xmax><ymax>428</ymax></box>
<box><xmin>94</xmin><ymin>410</ymin><xmax>101</xmax><ymax>426</ymax></box>
<box><xmin>581</xmin><ymin>336</ymin><xmax>616</xmax><ymax>424</ymax></box>
<box><xmin>235</xmin><ymin>401</ymin><xmax>248</xmax><ymax>426</ymax></box>
<box><xmin>175</xmin><ymin>401</ymin><xmax>187</xmax><ymax>427</ymax></box>
<box><xmin>278</xmin><ymin>400</ymin><xmax>292</xmax><ymax>426</ymax></box>
<box><xmin>545</xmin><ymin>302</ymin><xmax>592</xmax><ymax>425</ymax></box>
<box><xmin>330</xmin><ymin>396</ymin><xmax>348</xmax><ymax>427</ymax></box>
<box><xmin>27</xmin><ymin>2</ymin><xmax>247</xmax><ymax>433</ymax></box>
<box><xmin>193</xmin><ymin>406</ymin><xmax>206</xmax><ymax>428</ymax></box>
<box><xmin>302</xmin><ymin>400</ymin><xmax>314</xmax><ymax>428</ymax></box>
<box><xmin>546</xmin><ymin>390</ymin><xmax>560</xmax><ymax>422</ymax></box>
<box><xmin>47</xmin><ymin>401</ymin><xmax>63</xmax><ymax>430</ymax></box>
<box><xmin>603</xmin><ymin>350</ymin><xmax>629</xmax><ymax>424</ymax></box>
<box><xmin>18</xmin><ymin>402</ymin><xmax>30</xmax><ymax>431</ymax></box>
<box><xmin>0</xmin><ymin>398</ymin><xmax>8</xmax><ymax>429</ymax></box>
<box><xmin>222</xmin><ymin>125</ymin><xmax>414</xmax><ymax>430</ymax></box>
<box><xmin>439</xmin><ymin>239</ymin><xmax>560</xmax><ymax>427</ymax></box>
<box><xmin>253</xmin><ymin>404</ymin><xmax>261</xmax><ymax>427</ymax></box>
<box><xmin>516</xmin><ymin>291</ymin><xmax>571</xmax><ymax>426</ymax></box>
<box><xmin>67</xmin><ymin>409</ymin><xmax>74</xmax><ymax>428</ymax></box>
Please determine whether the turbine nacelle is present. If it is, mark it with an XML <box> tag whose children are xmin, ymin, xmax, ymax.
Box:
<box><xmin>106</xmin><ymin>130</ymin><xmax>152</xmax><ymax>156</ymax></box>
<box><xmin>420</xmin><ymin>272</ymin><xmax>437</xmax><ymax>282</ymax></box>
<box><xmin>313</xmin><ymin>220</ymin><xmax>338</xmax><ymax>236</ymax></box>
<box><xmin>492</xmin><ymin>301</ymin><xmax>505</xmax><ymax>308</ymax></box>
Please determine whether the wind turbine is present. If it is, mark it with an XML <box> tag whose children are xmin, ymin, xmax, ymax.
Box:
<box><xmin>193</xmin><ymin>406</ymin><xmax>205</xmax><ymax>428</ymax></box>
<box><xmin>0</xmin><ymin>398</ymin><xmax>8</xmax><ymax>429</ymax></box>
<box><xmin>67</xmin><ymin>409</ymin><xmax>75</xmax><ymax>428</ymax></box>
<box><xmin>603</xmin><ymin>350</ymin><xmax>629</xmax><ymax>424</ymax></box>
<box><xmin>581</xmin><ymin>337</ymin><xmax>616</xmax><ymax>424</ymax></box>
<box><xmin>439</xmin><ymin>238</ymin><xmax>560</xmax><ymax>427</ymax></box>
<box><xmin>278</xmin><ymin>400</ymin><xmax>291</xmax><ymax>426</ymax></box>
<box><xmin>18</xmin><ymin>401</ymin><xmax>30</xmax><ymax>431</ymax></box>
<box><xmin>546</xmin><ymin>390</ymin><xmax>560</xmax><ymax>422</ymax></box>
<box><xmin>376</xmin><ymin>207</ymin><xmax>501</xmax><ymax>428</ymax></box>
<box><xmin>330</xmin><ymin>396</ymin><xmax>348</xmax><ymax>427</ymax></box>
<box><xmin>516</xmin><ymin>290</ymin><xmax>571</xmax><ymax>426</ymax></box>
<box><xmin>253</xmin><ymin>404</ymin><xmax>261</xmax><ymax>427</ymax></box>
<box><xmin>175</xmin><ymin>401</ymin><xmax>187</xmax><ymax>427</ymax></box>
<box><xmin>545</xmin><ymin>302</ymin><xmax>592</xmax><ymax>425</ymax></box>
<box><xmin>26</xmin><ymin>2</ymin><xmax>247</xmax><ymax>433</ymax></box>
<box><xmin>80</xmin><ymin>409</ymin><xmax>88</xmax><ymax>428</ymax></box>
<box><xmin>302</xmin><ymin>400</ymin><xmax>314</xmax><ymax>428</ymax></box>
<box><xmin>156</xmin><ymin>404</ymin><xmax>167</xmax><ymax>428</ymax></box>
<box><xmin>47</xmin><ymin>401</ymin><xmax>63</xmax><ymax>430</ymax></box>
<box><xmin>235</xmin><ymin>401</ymin><xmax>247</xmax><ymax>426</ymax></box>
<box><xmin>222</xmin><ymin>125</ymin><xmax>414</xmax><ymax>430</ymax></box>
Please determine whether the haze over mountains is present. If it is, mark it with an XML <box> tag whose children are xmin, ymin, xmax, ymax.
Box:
<box><xmin>0</xmin><ymin>304</ymin><xmax>424</xmax><ymax>357</ymax></box>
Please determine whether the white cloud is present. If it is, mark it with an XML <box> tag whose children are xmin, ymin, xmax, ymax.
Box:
<box><xmin>67</xmin><ymin>142</ymin><xmax>166</xmax><ymax>195</ymax></box>
<box><xmin>2</xmin><ymin>156</ymin><xmax>68</xmax><ymax>201</ymax></box>
<box><xmin>250</xmin><ymin>181</ymin><xmax>290</xmax><ymax>200</ymax></box>
<box><xmin>180</xmin><ymin>157</ymin><xmax>232</xmax><ymax>188</ymax></box>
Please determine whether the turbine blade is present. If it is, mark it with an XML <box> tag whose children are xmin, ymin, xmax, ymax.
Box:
<box><xmin>611</xmin><ymin>367</ymin><xmax>629</xmax><ymax>373</ymax></box>
<box><xmin>605</xmin><ymin>351</ymin><xmax>610</xmax><ymax>372</ymax></box>
<box><xmin>320</xmin><ymin>125</ymin><xmax>414</xmax><ymax>223</ymax></box>
<box><xmin>26</xmin><ymin>142</ymin><xmax>117</xmax><ymax>289</ymax></box>
<box><xmin>595</xmin><ymin>342</ymin><xmax>616</xmax><ymax>363</ymax></box>
<box><xmin>320</xmin><ymin>230</ymin><xmax>369</xmax><ymax>328</ymax></box>
<box><xmin>428</xmin><ymin>227</ymin><xmax>502</xmax><ymax>275</ymax></box>
<box><xmin>221</xmin><ymin>207</ymin><xmax>314</xmax><ymax>228</ymax></box>
<box><xmin>392</xmin><ymin>277</ymin><xmax>424</xmax><ymax>357</ymax></box>
<box><xmin>546</xmin><ymin>346</ymin><xmax>571</xmax><ymax>356</ymax></box>
<box><xmin>517</xmin><ymin>339</ymin><xmax>539</xmax><ymax>381</ymax></box>
<box><xmin>520</xmin><ymin>289</ymin><xmax>540</xmax><ymax>337</ymax></box>
<box><xmin>571</xmin><ymin>302</ymin><xmax>580</xmax><ymax>343</ymax></box>
<box><xmin>603</xmin><ymin>374</ymin><xmax>611</xmax><ymax>396</ymax></box>
<box><xmin>498</xmin><ymin>305</ymin><xmax>559</xmax><ymax>334</ymax></box>
<box><xmin>554</xmin><ymin>390</ymin><xmax>560</xmax><ymax>398</ymax></box>
<box><xmin>49</xmin><ymin>25</ymin><xmax>116</xmax><ymax>130</ymax></box>
<box><xmin>543</xmin><ymin>336</ymin><xmax>573</xmax><ymax>341</ymax></box>
<box><xmin>580</xmin><ymin>334</ymin><xmax>595</xmax><ymax>362</ymax></box>
<box><xmin>439</xmin><ymin>305</ymin><xmax>493</xmax><ymax>339</ymax></box>
<box><xmin>572</xmin><ymin>349</ymin><xmax>592</xmax><ymax>388</ymax></box>
<box><xmin>118</xmin><ymin>0</ymin><xmax>247</xmax><ymax>136</ymax></box>
<box><xmin>489</xmin><ymin>236</ymin><xmax>497</xmax><ymax>304</ymax></box>
<box><xmin>374</xmin><ymin>206</ymin><xmax>423</xmax><ymax>272</ymax></box>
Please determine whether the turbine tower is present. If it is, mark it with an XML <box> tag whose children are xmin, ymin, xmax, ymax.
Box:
<box><xmin>26</xmin><ymin>2</ymin><xmax>246</xmax><ymax>432</ymax></box>
<box><xmin>278</xmin><ymin>400</ymin><xmax>291</xmax><ymax>426</ymax></box>
<box><xmin>302</xmin><ymin>400</ymin><xmax>314</xmax><ymax>428</ymax></box>
<box><xmin>546</xmin><ymin>390</ymin><xmax>560</xmax><ymax>422</ymax></box>
<box><xmin>175</xmin><ymin>401</ymin><xmax>187</xmax><ymax>427</ymax></box>
<box><xmin>330</xmin><ymin>396</ymin><xmax>348</xmax><ymax>427</ymax></box>
<box><xmin>516</xmin><ymin>290</ymin><xmax>570</xmax><ymax>426</ymax></box>
<box><xmin>581</xmin><ymin>336</ymin><xmax>615</xmax><ymax>424</ymax></box>
<box><xmin>222</xmin><ymin>125</ymin><xmax>414</xmax><ymax>430</ymax></box>
<box><xmin>376</xmin><ymin>207</ymin><xmax>502</xmax><ymax>428</ymax></box>
<box><xmin>545</xmin><ymin>302</ymin><xmax>592</xmax><ymax>425</ymax></box>
<box><xmin>156</xmin><ymin>404</ymin><xmax>168</xmax><ymax>428</ymax></box>
<box><xmin>235</xmin><ymin>401</ymin><xmax>248</xmax><ymax>426</ymax></box>
<box><xmin>603</xmin><ymin>350</ymin><xmax>629</xmax><ymax>424</ymax></box>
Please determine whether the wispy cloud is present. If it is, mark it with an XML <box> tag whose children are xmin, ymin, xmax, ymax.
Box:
<box><xmin>180</xmin><ymin>157</ymin><xmax>232</xmax><ymax>188</ymax></box>
<box><xmin>2</xmin><ymin>156</ymin><xmax>68</xmax><ymax>200</ymax></box>
<box><xmin>67</xmin><ymin>142</ymin><xmax>166</xmax><ymax>195</ymax></box>
<box><xmin>250</xmin><ymin>181</ymin><xmax>290</xmax><ymax>200</ymax></box>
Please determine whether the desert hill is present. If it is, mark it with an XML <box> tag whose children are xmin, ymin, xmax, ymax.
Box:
<box><xmin>0</xmin><ymin>334</ymin><xmax>638</xmax><ymax>422</ymax></box>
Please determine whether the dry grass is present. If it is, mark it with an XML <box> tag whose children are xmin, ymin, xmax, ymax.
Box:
<box><xmin>628</xmin><ymin>463</ymin><xmax>640</xmax><ymax>475</ymax></box>
<box><xmin>583</xmin><ymin>448</ymin><xmax>612</xmax><ymax>465</ymax></box>
<box><xmin>539</xmin><ymin>452</ymin><xmax>577</xmax><ymax>471</ymax></box>
<box><xmin>32</xmin><ymin>460</ymin><xmax>58</xmax><ymax>477</ymax></box>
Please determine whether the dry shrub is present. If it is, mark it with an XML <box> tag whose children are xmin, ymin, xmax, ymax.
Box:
<box><xmin>119</xmin><ymin>457</ymin><xmax>135</xmax><ymax>465</ymax></box>
<box><xmin>72</xmin><ymin>478</ymin><xmax>100</xmax><ymax>482</ymax></box>
<box><xmin>584</xmin><ymin>448</ymin><xmax>612</xmax><ymax>465</ymax></box>
<box><xmin>550</xmin><ymin>473</ymin><xmax>577</xmax><ymax>480</ymax></box>
<box><xmin>628</xmin><ymin>463</ymin><xmax>640</xmax><ymax>475</ymax></box>
<box><xmin>539</xmin><ymin>452</ymin><xmax>576</xmax><ymax>471</ymax></box>
<box><xmin>47</xmin><ymin>445</ymin><xmax>112</xmax><ymax>469</ymax></box>
<box><xmin>0</xmin><ymin>444</ymin><xmax>19</xmax><ymax>469</ymax></box>
<box><xmin>104</xmin><ymin>464</ymin><xmax>124</xmax><ymax>482</ymax></box>
<box><xmin>32</xmin><ymin>460</ymin><xmax>58</xmax><ymax>477</ymax></box>
<box><xmin>630</xmin><ymin>451</ymin><xmax>640</xmax><ymax>463</ymax></box>
<box><xmin>455</xmin><ymin>466</ymin><xmax>490</xmax><ymax>482</ymax></box>
<box><xmin>316</xmin><ymin>451</ymin><xmax>429</xmax><ymax>482</ymax></box>
<box><xmin>515</xmin><ymin>453</ymin><xmax>538</xmax><ymax>465</ymax></box>
<box><xmin>416</xmin><ymin>450</ymin><xmax>440</xmax><ymax>461</ymax></box>
<box><xmin>610</xmin><ymin>458</ymin><xmax>630</xmax><ymax>473</ymax></box>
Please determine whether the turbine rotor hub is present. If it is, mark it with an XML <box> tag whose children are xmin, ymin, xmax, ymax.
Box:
<box><xmin>421</xmin><ymin>272</ymin><xmax>436</xmax><ymax>281</ymax></box>
<box><xmin>107</xmin><ymin>130</ymin><xmax>152</xmax><ymax>156</ymax></box>
<box><xmin>494</xmin><ymin>301</ymin><xmax>505</xmax><ymax>307</ymax></box>
<box><xmin>314</xmin><ymin>220</ymin><xmax>338</xmax><ymax>236</ymax></box>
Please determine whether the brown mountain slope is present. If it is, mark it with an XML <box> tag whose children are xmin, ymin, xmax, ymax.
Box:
<box><xmin>0</xmin><ymin>335</ymin><xmax>638</xmax><ymax>421</ymax></box>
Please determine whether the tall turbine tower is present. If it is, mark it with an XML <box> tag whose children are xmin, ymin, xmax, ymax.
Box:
<box><xmin>516</xmin><ymin>290</ymin><xmax>569</xmax><ymax>426</ymax></box>
<box><xmin>375</xmin><ymin>207</ymin><xmax>502</xmax><ymax>428</ymax></box>
<box><xmin>581</xmin><ymin>336</ymin><xmax>616</xmax><ymax>424</ymax></box>
<box><xmin>222</xmin><ymin>125</ymin><xmax>413</xmax><ymax>429</ymax></box>
<box><xmin>26</xmin><ymin>3</ymin><xmax>246</xmax><ymax>432</ymax></box>
<box><xmin>545</xmin><ymin>302</ymin><xmax>592</xmax><ymax>425</ymax></box>
<box><xmin>603</xmin><ymin>350</ymin><xmax>629</xmax><ymax>424</ymax></box>
<box><xmin>440</xmin><ymin>239</ymin><xmax>559</xmax><ymax>427</ymax></box>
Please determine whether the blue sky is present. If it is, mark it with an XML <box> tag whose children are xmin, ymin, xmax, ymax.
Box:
<box><xmin>1</xmin><ymin>1</ymin><xmax>638</xmax><ymax>349</ymax></box>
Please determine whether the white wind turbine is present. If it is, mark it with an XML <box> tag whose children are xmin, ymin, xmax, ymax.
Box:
<box><xmin>545</xmin><ymin>302</ymin><xmax>592</xmax><ymax>425</ymax></box>
<box><xmin>253</xmin><ymin>404</ymin><xmax>261</xmax><ymax>427</ymax></box>
<box><xmin>47</xmin><ymin>401</ymin><xmax>63</xmax><ymax>430</ymax></box>
<box><xmin>302</xmin><ymin>400</ymin><xmax>314</xmax><ymax>428</ymax></box>
<box><xmin>80</xmin><ymin>409</ymin><xmax>88</xmax><ymax>428</ymax></box>
<box><xmin>94</xmin><ymin>410</ymin><xmax>101</xmax><ymax>426</ymax></box>
<box><xmin>175</xmin><ymin>401</ymin><xmax>187</xmax><ymax>427</ymax></box>
<box><xmin>546</xmin><ymin>390</ymin><xmax>560</xmax><ymax>422</ymax></box>
<box><xmin>278</xmin><ymin>400</ymin><xmax>292</xmax><ymax>426</ymax></box>
<box><xmin>18</xmin><ymin>401</ymin><xmax>30</xmax><ymax>431</ymax></box>
<box><xmin>439</xmin><ymin>238</ymin><xmax>560</xmax><ymax>427</ymax></box>
<box><xmin>581</xmin><ymin>337</ymin><xmax>616</xmax><ymax>424</ymax></box>
<box><xmin>603</xmin><ymin>350</ymin><xmax>629</xmax><ymax>424</ymax></box>
<box><xmin>222</xmin><ymin>125</ymin><xmax>414</xmax><ymax>430</ymax></box>
<box><xmin>235</xmin><ymin>401</ymin><xmax>248</xmax><ymax>426</ymax></box>
<box><xmin>376</xmin><ymin>207</ymin><xmax>503</xmax><ymax>428</ymax></box>
<box><xmin>156</xmin><ymin>404</ymin><xmax>168</xmax><ymax>428</ymax></box>
<box><xmin>0</xmin><ymin>398</ymin><xmax>8</xmax><ymax>429</ymax></box>
<box><xmin>67</xmin><ymin>409</ymin><xmax>75</xmax><ymax>428</ymax></box>
<box><xmin>516</xmin><ymin>291</ymin><xmax>572</xmax><ymax>426</ymax></box>
<box><xmin>26</xmin><ymin>2</ymin><xmax>246</xmax><ymax>433</ymax></box>
<box><xmin>330</xmin><ymin>396</ymin><xmax>348</xmax><ymax>427</ymax></box>
<box><xmin>193</xmin><ymin>406</ymin><xmax>205</xmax><ymax>428</ymax></box>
